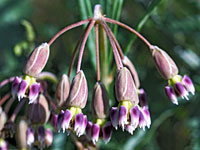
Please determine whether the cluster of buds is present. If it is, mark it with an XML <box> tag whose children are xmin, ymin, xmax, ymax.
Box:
<box><xmin>0</xmin><ymin>4</ymin><xmax>195</xmax><ymax>149</ymax></box>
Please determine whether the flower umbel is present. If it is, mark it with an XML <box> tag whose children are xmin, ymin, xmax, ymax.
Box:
<box><xmin>0</xmin><ymin>3</ymin><xmax>195</xmax><ymax>149</ymax></box>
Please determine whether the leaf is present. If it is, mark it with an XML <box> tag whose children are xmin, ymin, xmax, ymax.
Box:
<box><xmin>124</xmin><ymin>0</ymin><xmax>162</xmax><ymax>54</ymax></box>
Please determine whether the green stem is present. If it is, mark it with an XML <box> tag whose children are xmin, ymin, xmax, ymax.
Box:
<box><xmin>99</xmin><ymin>24</ymin><xmax>109</xmax><ymax>87</ymax></box>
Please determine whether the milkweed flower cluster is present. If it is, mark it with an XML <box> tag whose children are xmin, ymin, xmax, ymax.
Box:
<box><xmin>0</xmin><ymin>4</ymin><xmax>195</xmax><ymax>149</ymax></box>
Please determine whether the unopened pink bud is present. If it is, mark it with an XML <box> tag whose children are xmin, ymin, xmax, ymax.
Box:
<box><xmin>151</xmin><ymin>45</ymin><xmax>178</xmax><ymax>80</ymax></box>
<box><xmin>92</xmin><ymin>82</ymin><xmax>109</xmax><ymax>119</ymax></box>
<box><xmin>23</xmin><ymin>43</ymin><xmax>50</xmax><ymax>77</ymax></box>
<box><xmin>67</xmin><ymin>71</ymin><xmax>88</xmax><ymax>109</ymax></box>
<box><xmin>55</xmin><ymin>74</ymin><xmax>70</xmax><ymax>107</ymax></box>
<box><xmin>122</xmin><ymin>56</ymin><xmax>140</xmax><ymax>88</ymax></box>
<box><xmin>115</xmin><ymin>67</ymin><xmax>139</xmax><ymax>104</ymax></box>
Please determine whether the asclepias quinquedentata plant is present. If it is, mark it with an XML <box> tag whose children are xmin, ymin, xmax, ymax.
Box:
<box><xmin>0</xmin><ymin>4</ymin><xmax>195</xmax><ymax>150</ymax></box>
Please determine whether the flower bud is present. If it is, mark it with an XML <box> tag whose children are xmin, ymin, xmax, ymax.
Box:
<box><xmin>28</xmin><ymin>94</ymin><xmax>50</xmax><ymax>124</ymax></box>
<box><xmin>92</xmin><ymin>82</ymin><xmax>109</xmax><ymax>119</ymax></box>
<box><xmin>23</xmin><ymin>43</ymin><xmax>50</xmax><ymax>77</ymax></box>
<box><xmin>151</xmin><ymin>45</ymin><xmax>178</xmax><ymax>80</ymax></box>
<box><xmin>55</xmin><ymin>74</ymin><xmax>70</xmax><ymax>107</ymax></box>
<box><xmin>67</xmin><ymin>71</ymin><xmax>88</xmax><ymax>109</ymax></box>
<box><xmin>115</xmin><ymin>67</ymin><xmax>139</xmax><ymax>104</ymax></box>
<box><xmin>16</xmin><ymin>120</ymin><xmax>28</xmax><ymax>149</ymax></box>
<box><xmin>0</xmin><ymin>108</ymin><xmax>7</xmax><ymax>131</ymax></box>
<box><xmin>122</xmin><ymin>56</ymin><xmax>140</xmax><ymax>88</ymax></box>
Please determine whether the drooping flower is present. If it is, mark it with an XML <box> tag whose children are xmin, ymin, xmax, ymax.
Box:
<box><xmin>110</xmin><ymin>67</ymin><xmax>151</xmax><ymax>134</ymax></box>
<box><xmin>55</xmin><ymin>70</ymin><xmax>88</xmax><ymax>137</ymax></box>
<box><xmin>11</xmin><ymin>43</ymin><xmax>50</xmax><ymax>104</ymax></box>
<box><xmin>151</xmin><ymin>45</ymin><xmax>195</xmax><ymax>104</ymax></box>
<box><xmin>86</xmin><ymin>82</ymin><xmax>113</xmax><ymax>144</ymax></box>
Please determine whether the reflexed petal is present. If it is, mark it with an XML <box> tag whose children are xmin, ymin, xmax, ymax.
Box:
<box><xmin>29</xmin><ymin>83</ymin><xmax>40</xmax><ymax>104</ymax></box>
<box><xmin>45</xmin><ymin>129</ymin><xmax>53</xmax><ymax>147</ymax></box>
<box><xmin>86</xmin><ymin>121</ymin><xmax>93</xmax><ymax>138</ymax></box>
<box><xmin>61</xmin><ymin>109</ymin><xmax>72</xmax><ymax>133</ymax></box>
<box><xmin>57</xmin><ymin>110</ymin><xmax>65</xmax><ymax>132</ymax></box>
<box><xmin>102</xmin><ymin>122</ymin><xmax>112</xmax><ymax>144</ymax></box>
<box><xmin>130</xmin><ymin>106</ymin><xmax>140</xmax><ymax>129</ymax></box>
<box><xmin>110</xmin><ymin>107</ymin><xmax>119</xmax><ymax>129</ymax></box>
<box><xmin>74</xmin><ymin>113</ymin><xmax>87</xmax><ymax>137</ymax></box>
<box><xmin>182</xmin><ymin>75</ymin><xmax>195</xmax><ymax>95</ymax></box>
<box><xmin>17</xmin><ymin>80</ymin><xmax>28</xmax><ymax>101</ymax></box>
<box><xmin>139</xmin><ymin>110</ymin><xmax>146</xmax><ymax>131</ymax></box>
<box><xmin>51</xmin><ymin>114</ymin><xmax>58</xmax><ymax>131</ymax></box>
<box><xmin>165</xmin><ymin>85</ymin><xmax>178</xmax><ymax>105</ymax></box>
<box><xmin>26</xmin><ymin>128</ymin><xmax>34</xmax><ymax>146</ymax></box>
<box><xmin>37</xmin><ymin>126</ymin><xmax>45</xmax><ymax>145</ymax></box>
<box><xmin>119</xmin><ymin>106</ymin><xmax>128</xmax><ymax>130</ymax></box>
<box><xmin>142</xmin><ymin>107</ymin><xmax>151</xmax><ymax>128</ymax></box>
<box><xmin>91</xmin><ymin>124</ymin><xmax>100</xmax><ymax>144</ymax></box>
<box><xmin>0</xmin><ymin>139</ymin><xmax>8</xmax><ymax>150</ymax></box>
<box><xmin>139</xmin><ymin>89</ymin><xmax>148</xmax><ymax>108</ymax></box>
<box><xmin>175</xmin><ymin>82</ymin><xmax>189</xmax><ymax>100</ymax></box>
<box><xmin>11</xmin><ymin>77</ymin><xmax>22</xmax><ymax>98</ymax></box>
<box><xmin>125</xmin><ymin>124</ymin><xmax>135</xmax><ymax>135</ymax></box>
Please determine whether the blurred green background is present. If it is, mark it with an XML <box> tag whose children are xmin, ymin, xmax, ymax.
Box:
<box><xmin>0</xmin><ymin>0</ymin><xmax>200</xmax><ymax>150</ymax></box>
